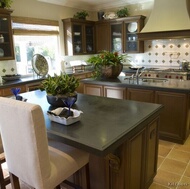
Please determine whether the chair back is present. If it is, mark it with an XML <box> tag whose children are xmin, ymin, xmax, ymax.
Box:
<box><xmin>0</xmin><ymin>97</ymin><xmax>51</xmax><ymax>188</ymax></box>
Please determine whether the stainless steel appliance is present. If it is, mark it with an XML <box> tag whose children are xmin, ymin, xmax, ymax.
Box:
<box><xmin>141</xmin><ymin>68</ymin><xmax>190</xmax><ymax>80</ymax></box>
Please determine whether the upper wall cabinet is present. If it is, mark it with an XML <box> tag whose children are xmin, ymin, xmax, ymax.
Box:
<box><xmin>0</xmin><ymin>8</ymin><xmax>14</xmax><ymax>60</ymax></box>
<box><xmin>95</xmin><ymin>20</ymin><xmax>110</xmax><ymax>53</ymax></box>
<box><xmin>62</xmin><ymin>18</ymin><xmax>95</xmax><ymax>56</ymax></box>
<box><xmin>96</xmin><ymin>15</ymin><xmax>146</xmax><ymax>54</ymax></box>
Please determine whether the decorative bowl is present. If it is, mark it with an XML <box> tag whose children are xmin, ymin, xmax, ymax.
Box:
<box><xmin>47</xmin><ymin>107</ymin><xmax>82</xmax><ymax>125</ymax></box>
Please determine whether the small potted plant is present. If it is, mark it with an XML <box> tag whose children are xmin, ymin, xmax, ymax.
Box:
<box><xmin>73</xmin><ymin>10</ymin><xmax>89</xmax><ymax>20</ymax></box>
<box><xmin>0</xmin><ymin>0</ymin><xmax>13</xmax><ymax>8</ymax></box>
<box><xmin>116</xmin><ymin>7</ymin><xmax>129</xmax><ymax>18</ymax></box>
<box><xmin>40</xmin><ymin>72</ymin><xmax>79</xmax><ymax>107</ymax></box>
<box><xmin>87</xmin><ymin>51</ymin><xmax>130</xmax><ymax>79</ymax></box>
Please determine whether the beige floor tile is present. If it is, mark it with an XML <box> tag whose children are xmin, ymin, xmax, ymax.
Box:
<box><xmin>159</xmin><ymin>159</ymin><xmax>187</xmax><ymax>175</ymax></box>
<box><xmin>154</xmin><ymin>169</ymin><xmax>181</xmax><ymax>187</ymax></box>
<box><xmin>174</xmin><ymin>137</ymin><xmax>190</xmax><ymax>153</ymax></box>
<box><xmin>149</xmin><ymin>182</ymin><xmax>170</xmax><ymax>189</ymax></box>
<box><xmin>158</xmin><ymin>146</ymin><xmax>172</xmax><ymax>157</ymax></box>
<box><xmin>158</xmin><ymin>156</ymin><xmax>165</xmax><ymax>168</ymax></box>
<box><xmin>184</xmin><ymin>164</ymin><xmax>190</xmax><ymax>178</ymax></box>
<box><xmin>167</xmin><ymin>149</ymin><xmax>190</xmax><ymax>163</ymax></box>
<box><xmin>176</xmin><ymin>176</ymin><xmax>190</xmax><ymax>189</ymax></box>
<box><xmin>159</xmin><ymin>140</ymin><xmax>176</xmax><ymax>149</ymax></box>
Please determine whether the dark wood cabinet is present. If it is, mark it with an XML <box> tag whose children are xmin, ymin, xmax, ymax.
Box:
<box><xmin>62</xmin><ymin>18</ymin><xmax>95</xmax><ymax>55</ymax></box>
<box><xmin>127</xmin><ymin>88</ymin><xmax>154</xmax><ymax>103</ymax></box>
<box><xmin>95</xmin><ymin>15</ymin><xmax>145</xmax><ymax>54</ymax></box>
<box><xmin>0</xmin><ymin>8</ymin><xmax>14</xmax><ymax>60</ymax></box>
<box><xmin>0</xmin><ymin>85</ymin><xmax>26</xmax><ymax>96</ymax></box>
<box><xmin>145</xmin><ymin>119</ymin><xmax>159</xmax><ymax>188</ymax></box>
<box><xmin>155</xmin><ymin>91</ymin><xmax>189</xmax><ymax>144</ymax></box>
<box><xmin>95</xmin><ymin>20</ymin><xmax>110</xmax><ymax>52</ymax></box>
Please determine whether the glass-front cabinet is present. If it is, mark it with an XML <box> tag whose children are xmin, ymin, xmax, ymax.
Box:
<box><xmin>62</xmin><ymin>18</ymin><xmax>95</xmax><ymax>55</ymax></box>
<box><xmin>0</xmin><ymin>8</ymin><xmax>14</xmax><ymax>60</ymax></box>
<box><xmin>110</xmin><ymin>15</ymin><xmax>146</xmax><ymax>53</ymax></box>
<box><xmin>110</xmin><ymin>22</ymin><xmax>123</xmax><ymax>53</ymax></box>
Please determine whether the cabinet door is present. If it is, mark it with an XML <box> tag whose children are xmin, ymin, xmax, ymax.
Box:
<box><xmin>63</xmin><ymin>18</ymin><xmax>95</xmax><ymax>55</ymax></box>
<box><xmin>95</xmin><ymin>21</ymin><xmax>110</xmax><ymax>52</ymax></box>
<box><xmin>124</xmin><ymin>17</ymin><xmax>145</xmax><ymax>53</ymax></box>
<box><xmin>127</xmin><ymin>88</ymin><xmax>154</xmax><ymax>103</ymax></box>
<box><xmin>155</xmin><ymin>91</ymin><xmax>188</xmax><ymax>143</ymax></box>
<box><xmin>84</xmin><ymin>84</ymin><xmax>103</xmax><ymax>96</ymax></box>
<box><xmin>0</xmin><ymin>9</ymin><xmax>14</xmax><ymax>60</ymax></box>
<box><xmin>125</xmin><ymin>128</ymin><xmax>146</xmax><ymax>189</ymax></box>
<box><xmin>110</xmin><ymin>22</ymin><xmax>123</xmax><ymax>53</ymax></box>
<box><xmin>72</xmin><ymin>23</ymin><xmax>83</xmax><ymax>54</ymax></box>
<box><xmin>145</xmin><ymin>118</ymin><xmax>159</xmax><ymax>188</ymax></box>
<box><xmin>104</xmin><ymin>86</ymin><xmax>126</xmax><ymax>99</ymax></box>
<box><xmin>85</xmin><ymin>24</ymin><xmax>95</xmax><ymax>54</ymax></box>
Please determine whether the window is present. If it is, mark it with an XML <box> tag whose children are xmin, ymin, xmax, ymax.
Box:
<box><xmin>12</xmin><ymin>16</ymin><xmax>60</xmax><ymax>76</ymax></box>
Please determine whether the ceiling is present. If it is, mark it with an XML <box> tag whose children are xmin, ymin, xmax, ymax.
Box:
<box><xmin>37</xmin><ymin>0</ymin><xmax>153</xmax><ymax>11</ymax></box>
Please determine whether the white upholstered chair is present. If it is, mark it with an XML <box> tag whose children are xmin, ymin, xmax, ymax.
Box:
<box><xmin>0</xmin><ymin>97</ymin><xmax>90</xmax><ymax>189</ymax></box>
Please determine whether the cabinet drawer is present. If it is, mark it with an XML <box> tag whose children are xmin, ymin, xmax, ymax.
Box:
<box><xmin>84</xmin><ymin>84</ymin><xmax>103</xmax><ymax>96</ymax></box>
<box><xmin>3</xmin><ymin>85</ymin><xmax>26</xmax><ymax>96</ymax></box>
<box><xmin>104</xmin><ymin>86</ymin><xmax>126</xmax><ymax>99</ymax></box>
<box><xmin>0</xmin><ymin>89</ymin><xmax>3</xmax><ymax>96</ymax></box>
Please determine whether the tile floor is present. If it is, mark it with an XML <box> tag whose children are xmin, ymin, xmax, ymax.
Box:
<box><xmin>4</xmin><ymin>135</ymin><xmax>190</xmax><ymax>189</ymax></box>
<box><xmin>149</xmin><ymin>135</ymin><xmax>190</xmax><ymax>189</ymax></box>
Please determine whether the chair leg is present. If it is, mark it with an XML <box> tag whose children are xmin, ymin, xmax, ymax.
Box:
<box><xmin>0</xmin><ymin>163</ymin><xmax>6</xmax><ymax>189</ymax></box>
<box><xmin>9</xmin><ymin>172</ymin><xmax>20</xmax><ymax>189</ymax></box>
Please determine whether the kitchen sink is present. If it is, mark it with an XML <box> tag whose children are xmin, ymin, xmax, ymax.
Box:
<box><xmin>141</xmin><ymin>78</ymin><xmax>168</xmax><ymax>83</ymax></box>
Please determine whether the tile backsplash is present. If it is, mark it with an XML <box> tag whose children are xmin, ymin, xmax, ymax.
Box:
<box><xmin>0</xmin><ymin>60</ymin><xmax>17</xmax><ymax>76</ymax></box>
<box><xmin>128</xmin><ymin>39</ymin><xmax>190</xmax><ymax>69</ymax></box>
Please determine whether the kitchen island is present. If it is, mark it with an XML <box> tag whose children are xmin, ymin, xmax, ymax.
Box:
<box><xmin>21</xmin><ymin>90</ymin><xmax>163</xmax><ymax>189</ymax></box>
<box><xmin>82</xmin><ymin>76</ymin><xmax>190</xmax><ymax>144</ymax></box>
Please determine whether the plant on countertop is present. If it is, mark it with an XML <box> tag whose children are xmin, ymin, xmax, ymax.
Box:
<box><xmin>87</xmin><ymin>51</ymin><xmax>130</xmax><ymax>79</ymax></box>
<box><xmin>0</xmin><ymin>0</ymin><xmax>13</xmax><ymax>8</ymax></box>
<box><xmin>116</xmin><ymin>7</ymin><xmax>129</xmax><ymax>18</ymax></box>
<box><xmin>73</xmin><ymin>10</ymin><xmax>89</xmax><ymax>19</ymax></box>
<box><xmin>40</xmin><ymin>73</ymin><xmax>79</xmax><ymax>106</ymax></box>
<box><xmin>40</xmin><ymin>72</ymin><xmax>79</xmax><ymax>96</ymax></box>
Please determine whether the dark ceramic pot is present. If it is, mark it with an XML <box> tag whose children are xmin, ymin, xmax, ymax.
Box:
<box><xmin>46</xmin><ymin>93</ymin><xmax>77</xmax><ymax>107</ymax></box>
<box><xmin>101</xmin><ymin>63</ymin><xmax>123</xmax><ymax>79</ymax></box>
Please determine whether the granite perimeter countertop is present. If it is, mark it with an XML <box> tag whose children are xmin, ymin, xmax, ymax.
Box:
<box><xmin>0</xmin><ymin>71</ymin><xmax>92</xmax><ymax>89</ymax></box>
<box><xmin>81</xmin><ymin>76</ymin><xmax>190</xmax><ymax>93</ymax></box>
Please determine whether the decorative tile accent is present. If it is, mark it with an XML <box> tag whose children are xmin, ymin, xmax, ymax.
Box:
<box><xmin>129</xmin><ymin>39</ymin><xmax>190</xmax><ymax>68</ymax></box>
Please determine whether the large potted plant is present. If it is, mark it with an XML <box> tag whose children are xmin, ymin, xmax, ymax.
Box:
<box><xmin>73</xmin><ymin>10</ymin><xmax>89</xmax><ymax>20</ymax></box>
<box><xmin>0</xmin><ymin>0</ymin><xmax>13</xmax><ymax>8</ymax></box>
<box><xmin>87</xmin><ymin>51</ymin><xmax>129</xmax><ymax>79</ymax></box>
<box><xmin>40</xmin><ymin>73</ymin><xmax>79</xmax><ymax>107</ymax></box>
<box><xmin>116</xmin><ymin>7</ymin><xmax>129</xmax><ymax>18</ymax></box>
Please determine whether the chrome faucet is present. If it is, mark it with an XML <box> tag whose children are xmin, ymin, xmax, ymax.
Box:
<box><xmin>135</xmin><ymin>68</ymin><xmax>144</xmax><ymax>81</ymax></box>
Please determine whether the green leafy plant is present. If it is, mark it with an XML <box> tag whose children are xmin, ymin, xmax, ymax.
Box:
<box><xmin>116</xmin><ymin>7</ymin><xmax>129</xmax><ymax>18</ymax></box>
<box><xmin>73</xmin><ymin>10</ymin><xmax>89</xmax><ymax>19</ymax></box>
<box><xmin>40</xmin><ymin>72</ymin><xmax>79</xmax><ymax>96</ymax></box>
<box><xmin>87</xmin><ymin>51</ymin><xmax>130</xmax><ymax>78</ymax></box>
<box><xmin>0</xmin><ymin>0</ymin><xmax>13</xmax><ymax>8</ymax></box>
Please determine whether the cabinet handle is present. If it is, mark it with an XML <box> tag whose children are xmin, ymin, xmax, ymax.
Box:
<box><xmin>150</xmin><ymin>129</ymin><xmax>156</xmax><ymax>139</ymax></box>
